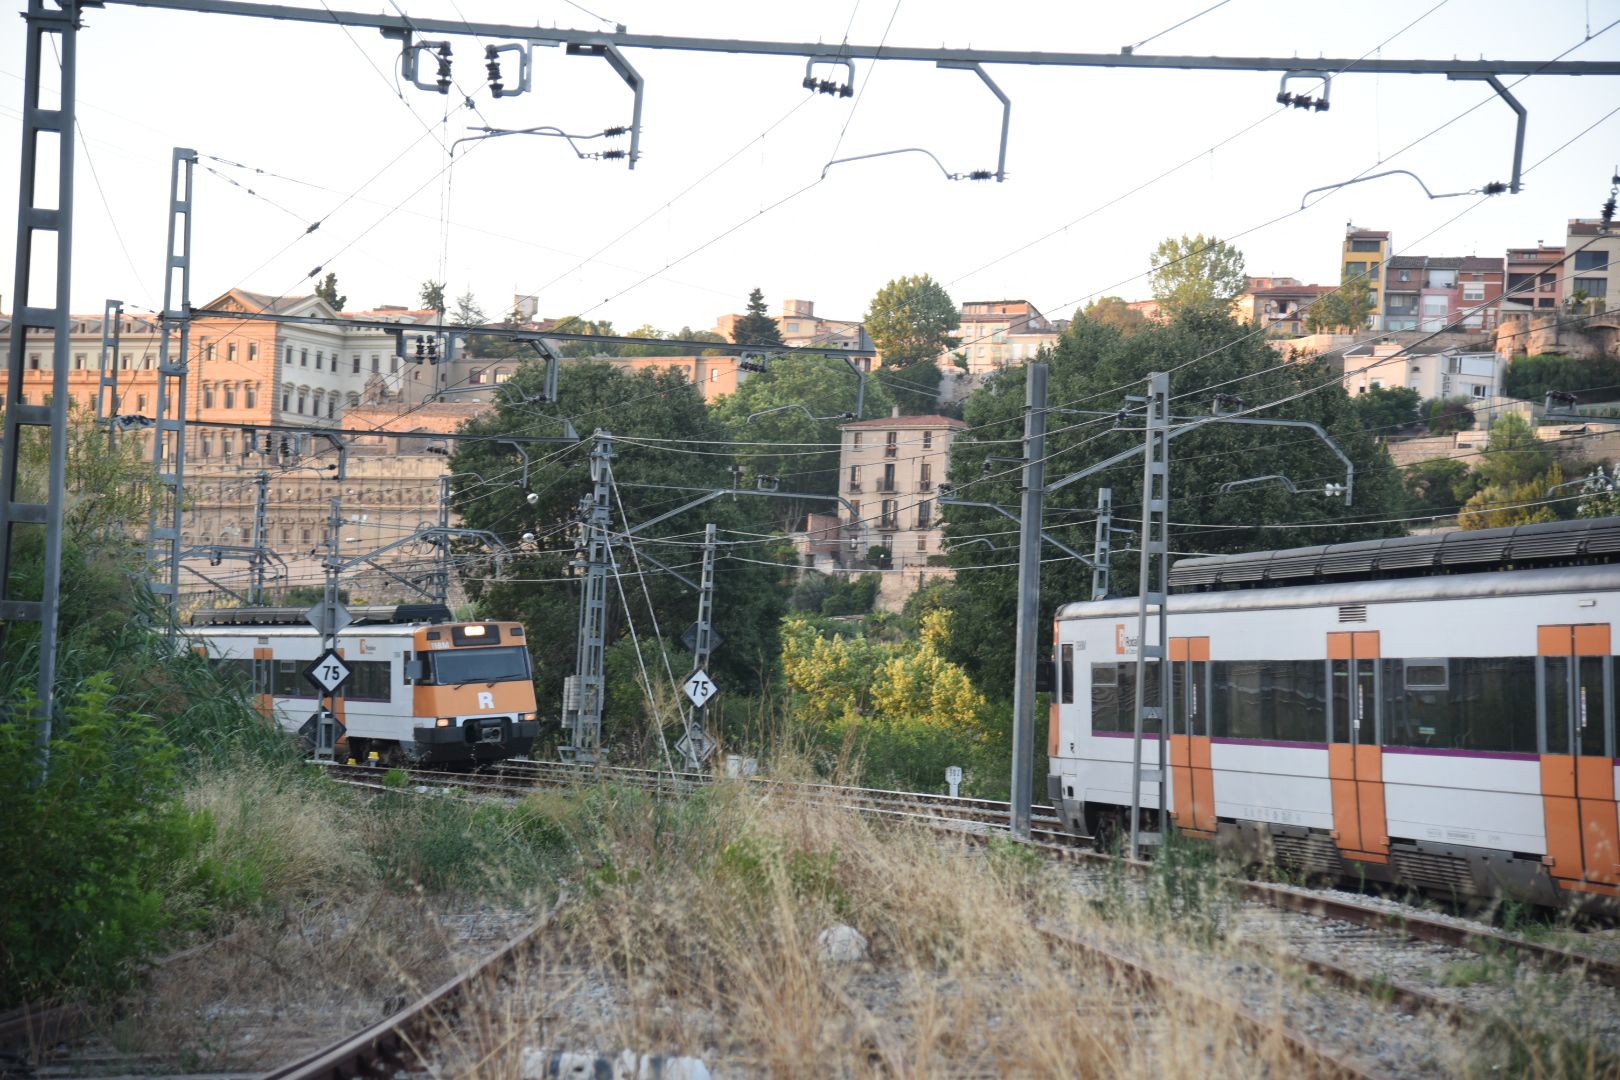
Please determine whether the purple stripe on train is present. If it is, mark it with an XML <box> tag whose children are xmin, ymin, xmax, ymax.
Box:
<box><xmin>1088</xmin><ymin>731</ymin><xmax>1543</xmax><ymax>761</ymax></box>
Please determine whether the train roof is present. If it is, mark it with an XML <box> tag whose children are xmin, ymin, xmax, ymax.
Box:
<box><xmin>188</xmin><ymin>603</ymin><xmax>453</xmax><ymax>627</ymax></box>
<box><xmin>1168</xmin><ymin>516</ymin><xmax>1620</xmax><ymax>592</ymax></box>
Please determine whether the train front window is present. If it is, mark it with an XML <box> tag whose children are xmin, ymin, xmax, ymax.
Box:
<box><xmin>428</xmin><ymin>646</ymin><xmax>532</xmax><ymax>685</ymax></box>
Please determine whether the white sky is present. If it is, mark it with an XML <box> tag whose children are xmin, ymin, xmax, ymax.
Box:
<box><xmin>3</xmin><ymin>1</ymin><xmax>1619</xmax><ymax>332</ymax></box>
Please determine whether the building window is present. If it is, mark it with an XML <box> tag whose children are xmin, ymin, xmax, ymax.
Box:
<box><xmin>300</xmin><ymin>349</ymin><xmax>308</xmax><ymax>367</ymax></box>
<box><xmin>224</xmin><ymin>385</ymin><xmax>236</xmax><ymax>409</ymax></box>
<box><xmin>916</xmin><ymin>501</ymin><xmax>932</xmax><ymax>529</ymax></box>
<box><xmin>249</xmin><ymin>342</ymin><xmax>258</xmax><ymax>362</ymax></box>
<box><xmin>1573</xmin><ymin>277</ymin><xmax>1608</xmax><ymax>299</ymax></box>
<box><xmin>390</xmin><ymin>356</ymin><xmax>399</xmax><ymax>374</ymax></box>
<box><xmin>917</xmin><ymin>536</ymin><xmax>927</xmax><ymax>552</ymax></box>
<box><xmin>227</xmin><ymin>342</ymin><xmax>237</xmax><ymax>362</ymax></box>
<box><xmin>282</xmin><ymin>391</ymin><xmax>290</xmax><ymax>411</ymax></box>
<box><xmin>199</xmin><ymin>435</ymin><xmax>212</xmax><ymax>458</ymax></box>
<box><xmin>316</xmin><ymin>351</ymin><xmax>323</xmax><ymax>371</ymax></box>
<box><xmin>245</xmin><ymin>384</ymin><xmax>256</xmax><ymax>409</ymax></box>
<box><xmin>852</xmin><ymin>432</ymin><xmax>862</xmax><ymax>448</ymax></box>
<box><xmin>1463</xmin><ymin>283</ymin><xmax>1485</xmax><ymax>301</ymax></box>
<box><xmin>203</xmin><ymin>384</ymin><xmax>215</xmax><ymax>409</ymax></box>
<box><xmin>922</xmin><ymin>431</ymin><xmax>933</xmax><ymax>449</ymax></box>
<box><xmin>205</xmin><ymin>342</ymin><xmax>216</xmax><ymax>361</ymax></box>
<box><xmin>27</xmin><ymin>353</ymin><xmax>39</xmax><ymax>370</ymax></box>
<box><xmin>371</xmin><ymin>355</ymin><xmax>380</xmax><ymax>373</ymax></box>
<box><xmin>121</xmin><ymin>353</ymin><xmax>131</xmax><ymax>370</ymax></box>
<box><xmin>297</xmin><ymin>389</ymin><xmax>308</xmax><ymax>414</ymax></box>
<box><xmin>222</xmin><ymin>435</ymin><xmax>233</xmax><ymax>457</ymax></box>
<box><xmin>1398</xmin><ymin>270</ymin><xmax>1411</xmax><ymax>282</ymax></box>
<box><xmin>352</xmin><ymin>354</ymin><xmax>361</xmax><ymax>374</ymax></box>
<box><xmin>885</xmin><ymin>432</ymin><xmax>898</xmax><ymax>457</ymax></box>
<box><xmin>849</xmin><ymin>465</ymin><xmax>861</xmax><ymax>490</ymax></box>
<box><xmin>1575</xmin><ymin>250</ymin><xmax>1611</xmax><ymax>272</ymax></box>
<box><xmin>328</xmin><ymin>397</ymin><xmax>336</xmax><ymax>419</ymax></box>
<box><xmin>1351</xmin><ymin>239</ymin><xmax>1381</xmax><ymax>252</ymax></box>
<box><xmin>136</xmin><ymin>394</ymin><xmax>147</xmax><ymax>412</ymax></box>
<box><xmin>919</xmin><ymin>462</ymin><xmax>932</xmax><ymax>490</ymax></box>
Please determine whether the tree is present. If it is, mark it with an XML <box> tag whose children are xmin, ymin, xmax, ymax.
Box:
<box><xmin>450</xmin><ymin>362</ymin><xmax>795</xmax><ymax>753</ymax></box>
<box><xmin>314</xmin><ymin>272</ymin><xmax>346</xmax><ymax>311</ymax></box>
<box><xmin>1082</xmin><ymin>296</ymin><xmax>1146</xmax><ymax>336</ymax></box>
<box><xmin>1304</xmin><ymin>278</ymin><xmax>1375</xmax><ymax>333</ymax></box>
<box><xmin>1403</xmin><ymin>458</ymin><xmax>1483</xmax><ymax>518</ymax></box>
<box><xmin>551</xmin><ymin>318</ymin><xmax>620</xmax><ymax>358</ymax></box>
<box><xmin>1502</xmin><ymin>353</ymin><xmax>1620</xmax><ymax>404</ymax></box>
<box><xmin>865</xmin><ymin>274</ymin><xmax>960</xmax><ymax>368</ymax></box>
<box><xmin>710</xmin><ymin>355</ymin><xmax>895</xmax><ymax>508</ymax></box>
<box><xmin>617</xmin><ymin>324</ymin><xmax>729</xmax><ymax>358</ymax></box>
<box><xmin>1148</xmin><ymin>234</ymin><xmax>1248</xmax><ymax>316</ymax></box>
<box><xmin>1457</xmin><ymin>413</ymin><xmax>1565</xmax><ymax>529</ymax></box>
<box><xmin>876</xmin><ymin>358</ymin><xmax>944</xmax><ymax>415</ymax></box>
<box><xmin>452</xmin><ymin>291</ymin><xmax>488</xmax><ymax>328</ymax></box>
<box><xmin>1349</xmin><ymin>386</ymin><xmax>1421</xmax><ymax>434</ymax></box>
<box><xmin>731</xmin><ymin>288</ymin><xmax>784</xmax><ymax>347</ymax></box>
<box><xmin>419</xmin><ymin>281</ymin><xmax>446</xmax><ymax>314</ymax></box>
<box><xmin>1473</xmin><ymin>413</ymin><xmax>1553</xmax><ymax>490</ymax></box>
<box><xmin>938</xmin><ymin>307</ymin><xmax>1408</xmax><ymax>700</ymax></box>
<box><xmin>1422</xmin><ymin>396</ymin><xmax>1477</xmax><ymax>434</ymax></box>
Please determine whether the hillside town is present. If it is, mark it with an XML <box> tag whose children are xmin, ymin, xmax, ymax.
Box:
<box><xmin>2</xmin><ymin>218</ymin><xmax>1615</xmax><ymax>611</ymax></box>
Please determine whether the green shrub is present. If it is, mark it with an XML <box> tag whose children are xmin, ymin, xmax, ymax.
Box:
<box><xmin>0</xmin><ymin>675</ymin><xmax>192</xmax><ymax>1005</ymax></box>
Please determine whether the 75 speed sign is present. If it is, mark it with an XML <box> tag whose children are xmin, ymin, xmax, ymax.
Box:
<box><xmin>683</xmin><ymin>669</ymin><xmax>719</xmax><ymax>708</ymax></box>
<box><xmin>304</xmin><ymin>650</ymin><xmax>353</xmax><ymax>695</ymax></box>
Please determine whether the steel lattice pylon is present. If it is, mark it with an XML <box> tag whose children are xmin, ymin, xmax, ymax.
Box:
<box><xmin>0</xmin><ymin>0</ymin><xmax>86</xmax><ymax>767</ymax></box>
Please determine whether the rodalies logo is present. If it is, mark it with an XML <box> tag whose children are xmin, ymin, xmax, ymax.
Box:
<box><xmin>1114</xmin><ymin>624</ymin><xmax>1139</xmax><ymax>655</ymax></box>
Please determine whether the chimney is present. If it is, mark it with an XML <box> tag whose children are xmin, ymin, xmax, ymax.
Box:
<box><xmin>891</xmin><ymin>405</ymin><xmax>900</xmax><ymax>418</ymax></box>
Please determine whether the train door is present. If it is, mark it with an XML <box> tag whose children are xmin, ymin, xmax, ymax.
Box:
<box><xmin>1328</xmin><ymin>631</ymin><xmax>1388</xmax><ymax>860</ymax></box>
<box><xmin>1169</xmin><ymin>637</ymin><xmax>1215</xmax><ymax>834</ymax></box>
<box><xmin>1538</xmin><ymin>624</ymin><xmax>1618</xmax><ymax>889</ymax></box>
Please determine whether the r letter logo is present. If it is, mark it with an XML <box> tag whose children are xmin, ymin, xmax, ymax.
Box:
<box><xmin>478</xmin><ymin>691</ymin><xmax>495</xmax><ymax>709</ymax></box>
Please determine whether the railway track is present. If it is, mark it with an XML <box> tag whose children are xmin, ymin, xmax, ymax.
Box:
<box><xmin>262</xmin><ymin>759</ymin><xmax>1620</xmax><ymax>1076</ymax></box>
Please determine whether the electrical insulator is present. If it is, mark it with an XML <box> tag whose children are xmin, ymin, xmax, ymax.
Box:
<box><xmin>435</xmin><ymin>43</ymin><xmax>453</xmax><ymax>94</ymax></box>
<box><xmin>599</xmin><ymin>149</ymin><xmax>626</xmax><ymax>161</ymax></box>
<box><xmin>485</xmin><ymin>45</ymin><xmax>504</xmax><ymax>97</ymax></box>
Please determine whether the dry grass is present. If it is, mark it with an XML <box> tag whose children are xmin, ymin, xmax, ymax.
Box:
<box><xmin>183</xmin><ymin>761</ymin><xmax>368</xmax><ymax>904</ymax></box>
<box><xmin>429</xmin><ymin>781</ymin><xmax>1413</xmax><ymax>1079</ymax></box>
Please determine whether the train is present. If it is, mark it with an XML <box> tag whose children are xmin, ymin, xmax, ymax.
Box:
<box><xmin>186</xmin><ymin>604</ymin><xmax>541</xmax><ymax>766</ymax></box>
<box><xmin>1046</xmin><ymin>516</ymin><xmax>1620</xmax><ymax>912</ymax></box>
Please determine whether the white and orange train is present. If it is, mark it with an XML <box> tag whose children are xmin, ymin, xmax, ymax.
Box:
<box><xmin>186</xmin><ymin>604</ymin><xmax>541</xmax><ymax>766</ymax></box>
<box><xmin>1046</xmin><ymin>517</ymin><xmax>1620</xmax><ymax>911</ymax></box>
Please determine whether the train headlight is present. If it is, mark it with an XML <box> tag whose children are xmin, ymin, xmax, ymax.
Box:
<box><xmin>436</xmin><ymin>717</ymin><xmax>453</xmax><ymax>728</ymax></box>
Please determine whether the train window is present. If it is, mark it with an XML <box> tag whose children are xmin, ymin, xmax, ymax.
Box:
<box><xmin>426</xmin><ymin>645</ymin><xmax>532</xmax><ymax>685</ymax></box>
<box><xmin>272</xmin><ymin>660</ymin><xmax>318</xmax><ymax>699</ymax></box>
<box><xmin>1386</xmin><ymin>657</ymin><xmax>1536</xmax><ymax>753</ymax></box>
<box><xmin>1211</xmin><ymin>660</ymin><xmax>1327</xmax><ymax>743</ymax></box>
<box><xmin>1544</xmin><ymin>657</ymin><xmax>1572</xmax><ymax>755</ymax></box>
<box><xmin>345</xmin><ymin>660</ymin><xmax>392</xmax><ymax>702</ymax></box>
<box><xmin>210</xmin><ymin>658</ymin><xmax>254</xmax><ymax>690</ymax></box>
<box><xmin>1089</xmin><ymin>662</ymin><xmax>1160</xmax><ymax>734</ymax></box>
<box><xmin>1060</xmin><ymin>645</ymin><xmax>1074</xmax><ymax>704</ymax></box>
<box><xmin>1403</xmin><ymin>660</ymin><xmax>1448</xmax><ymax>691</ymax></box>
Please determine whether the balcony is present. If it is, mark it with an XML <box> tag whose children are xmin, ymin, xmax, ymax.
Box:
<box><xmin>847</xmin><ymin>482</ymin><xmax>862</xmax><ymax>493</ymax></box>
<box><xmin>918</xmin><ymin>480</ymin><xmax>933</xmax><ymax>492</ymax></box>
<box><xmin>875</xmin><ymin>481</ymin><xmax>897</xmax><ymax>493</ymax></box>
<box><xmin>883</xmin><ymin>445</ymin><xmax>898</xmax><ymax>458</ymax></box>
<box><xmin>879</xmin><ymin>517</ymin><xmax>899</xmax><ymax>531</ymax></box>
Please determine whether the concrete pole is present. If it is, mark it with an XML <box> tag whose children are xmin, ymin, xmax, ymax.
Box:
<box><xmin>1009</xmin><ymin>361</ymin><xmax>1048</xmax><ymax>841</ymax></box>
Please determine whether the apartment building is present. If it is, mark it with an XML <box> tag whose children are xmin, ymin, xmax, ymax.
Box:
<box><xmin>1340</xmin><ymin>339</ymin><xmax>1503</xmax><ymax>401</ymax></box>
<box><xmin>1341</xmin><ymin>227</ymin><xmax>1390</xmax><ymax>322</ymax></box>
<box><xmin>839</xmin><ymin>410</ymin><xmax>965</xmax><ymax>568</ymax></box>
<box><xmin>1501</xmin><ymin>244</ymin><xmax>1566</xmax><ymax>327</ymax></box>
<box><xmin>954</xmin><ymin>300</ymin><xmax>1058</xmax><ymax>373</ymax></box>
<box><xmin>1250</xmin><ymin>283</ymin><xmax>1334</xmax><ymax>336</ymax></box>
<box><xmin>1382</xmin><ymin>256</ymin><xmax>1504</xmax><ymax>332</ymax></box>
<box><xmin>1567</xmin><ymin>219</ymin><xmax>1617</xmax><ymax>314</ymax></box>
